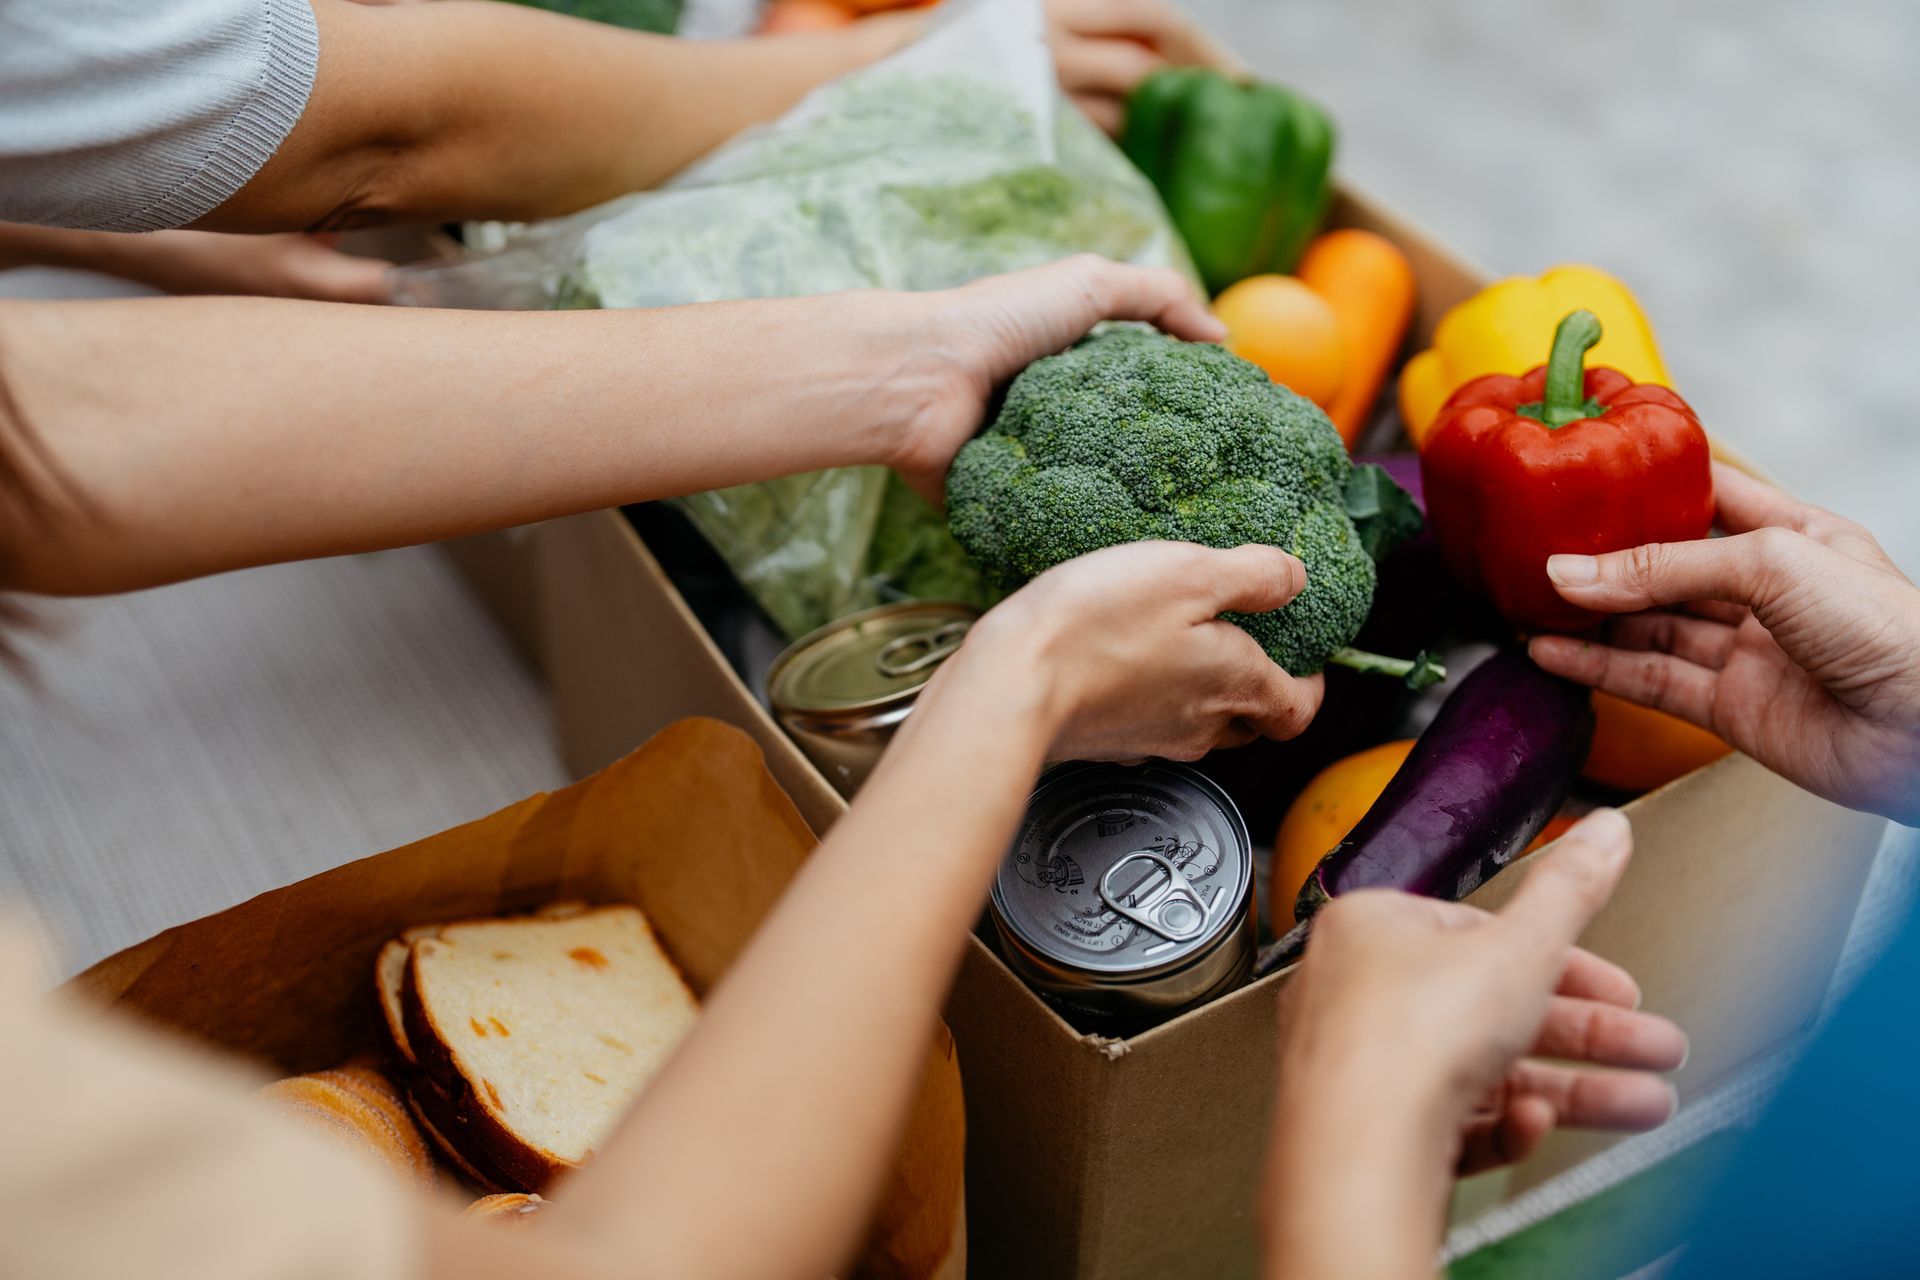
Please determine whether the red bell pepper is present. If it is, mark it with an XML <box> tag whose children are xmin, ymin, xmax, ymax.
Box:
<box><xmin>1420</xmin><ymin>309</ymin><xmax>1713</xmax><ymax>631</ymax></box>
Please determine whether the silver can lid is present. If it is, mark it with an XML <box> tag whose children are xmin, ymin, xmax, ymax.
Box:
<box><xmin>991</xmin><ymin>762</ymin><xmax>1252</xmax><ymax>978</ymax></box>
<box><xmin>768</xmin><ymin>601</ymin><xmax>979</xmax><ymax>721</ymax></box>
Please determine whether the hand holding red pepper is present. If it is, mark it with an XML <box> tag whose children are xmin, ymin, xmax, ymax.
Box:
<box><xmin>1420</xmin><ymin>310</ymin><xmax>1713</xmax><ymax>631</ymax></box>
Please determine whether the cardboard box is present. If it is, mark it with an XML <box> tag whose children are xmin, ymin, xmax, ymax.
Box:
<box><xmin>439</xmin><ymin>526</ymin><xmax>547</xmax><ymax>672</ymax></box>
<box><xmin>533</xmin><ymin>184</ymin><xmax>1887</xmax><ymax>1278</ymax></box>
<box><xmin>66</xmin><ymin>718</ymin><xmax>966</xmax><ymax>1280</ymax></box>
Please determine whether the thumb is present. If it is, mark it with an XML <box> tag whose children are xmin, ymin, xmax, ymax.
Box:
<box><xmin>1544</xmin><ymin>530</ymin><xmax>1803</xmax><ymax>615</ymax></box>
<box><xmin>1027</xmin><ymin>255</ymin><xmax>1225</xmax><ymax>346</ymax></box>
<box><xmin>1497</xmin><ymin>809</ymin><xmax>1633</xmax><ymax>973</ymax></box>
<box><xmin>1200</xmin><ymin>544</ymin><xmax>1307</xmax><ymax>616</ymax></box>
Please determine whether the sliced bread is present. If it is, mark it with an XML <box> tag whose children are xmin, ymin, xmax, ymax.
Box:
<box><xmin>376</xmin><ymin>906</ymin><xmax>586</xmax><ymax>1068</ymax></box>
<box><xmin>402</xmin><ymin>905</ymin><xmax>698</xmax><ymax>1190</ymax></box>
<box><xmin>375</xmin><ymin>925</ymin><xmax>440</xmax><ymax>1067</ymax></box>
<box><xmin>406</xmin><ymin>1074</ymin><xmax>515</xmax><ymax>1193</ymax></box>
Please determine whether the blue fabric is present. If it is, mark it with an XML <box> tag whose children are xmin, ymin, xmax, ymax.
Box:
<box><xmin>1674</xmin><ymin>889</ymin><xmax>1920</xmax><ymax>1277</ymax></box>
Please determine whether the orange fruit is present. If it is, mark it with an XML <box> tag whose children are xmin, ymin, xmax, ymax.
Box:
<box><xmin>1211</xmin><ymin>274</ymin><xmax>1348</xmax><ymax>408</ymax></box>
<box><xmin>1525</xmin><ymin>813</ymin><xmax>1580</xmax><ymax>854</ymax></box>
<box><xmin>1584</xmin><ymin>691</ymin><xmax>1732</xmax><ymax>793</ymax></box>
<box><xmin>758</xmin><ymin>0</ymin><xmax>856</xmax><ymax>33</ymax></box>
<box><xmin>1269</xmin><ymin>739</ymin><xmax>1414</xmax><ymax>930</ymax></box>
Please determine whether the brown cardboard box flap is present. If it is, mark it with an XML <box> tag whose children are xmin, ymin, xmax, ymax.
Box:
<box><xmin>68</xmin><ymin>717</ymin><xmax>963</xmax><ymax>1280</ymax></box>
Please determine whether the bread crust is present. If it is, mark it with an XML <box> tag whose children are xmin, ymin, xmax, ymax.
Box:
<box><xmin>405</xmin><ymin>1074</ymin><xmax>517</xmax><ymax>1194</ymax></box>
<box><xmin>402</xmin><ymin>941</ymin><xmax>575</xmax><ymax>1191</ymax></box>
<box><xmin>374</xmin><ymin>925</ymin><xmax>441</xmax><ymax>1068</ymax></box>
<box><xmin>393</xmin><ymin>902</ymin><xmax>691</xmax><ymax>1194</ymax></box>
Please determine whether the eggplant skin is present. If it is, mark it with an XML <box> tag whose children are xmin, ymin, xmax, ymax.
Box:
<box><xmin>1293</xmin><ymin>647</ymin><xmax>1595</xmax><ymax>921</ymax></box>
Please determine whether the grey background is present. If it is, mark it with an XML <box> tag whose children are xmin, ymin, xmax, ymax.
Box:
<box><xmin>1192</xmin><ymin>0</ymin><xmax>1919</xmax><ymax>573</ymax></box>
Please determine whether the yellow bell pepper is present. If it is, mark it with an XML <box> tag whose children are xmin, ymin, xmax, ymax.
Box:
<box><xmin>1398</xmin><ymin>264</ymin><xmax>1671</xmax><ymax>446</ymax></box>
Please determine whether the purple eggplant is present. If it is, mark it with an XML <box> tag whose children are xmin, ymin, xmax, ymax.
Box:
<box><xmin>1254</xmin><ymin>648</ymin><xmax>1593</xmax><ymax>975</ymax></box>
<box><xmin>1299</xmin><ymin>646</ymin><xmax>1593</xmax><ymax>911</ymax></box>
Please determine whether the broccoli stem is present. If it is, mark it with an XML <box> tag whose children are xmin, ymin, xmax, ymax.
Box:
<box><xmin>1329</xmin><ymin>646</ymin><xmax>1448</xmax><ymax>692</ymax></box>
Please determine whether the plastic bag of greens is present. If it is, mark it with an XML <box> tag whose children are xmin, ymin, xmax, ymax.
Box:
<box><xmin>395</xmin><ymin>0</ymin><xmax>1191</xmax><ymax>639</ymax></box>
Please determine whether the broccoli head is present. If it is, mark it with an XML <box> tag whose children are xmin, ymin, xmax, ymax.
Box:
<box><xmin>947</xmin><ymin>328</ymin><xmax>1431</xmax><ymax>681</ymax></box>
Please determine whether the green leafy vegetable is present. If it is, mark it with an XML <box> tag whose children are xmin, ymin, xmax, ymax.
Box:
<box><xmin>1343</xmin><ymin>462</ymin><xmax>1425</xmax><ymax>562</ymax></box>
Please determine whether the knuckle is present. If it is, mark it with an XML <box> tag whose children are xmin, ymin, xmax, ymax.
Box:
<box><xmin>1625</xmin><ymin>541</ymin><xmax>1666</xmax><ymax>586</ymax></box>
<box><xmin>1745</xmin><ymin>527</ymin><xmax>1808</xmax><ymax>592</ymax></box>
<box><xmin>1800</xmin><ymin>513</ymin><xmax>1846</xmax><ymax>544</ymax></box>
<box><xmin>1646</xmin><ymin>612</ymin><xmax>1680</xmax><ymax>650</ymax></box>
<box><xmin>1167</xmin><ymin>737</ymin><xmax>1210</xmax><ymax>763</ymax></box>
<box><xmin>1268</xmin><ymin>681</ymin><xmax>1315</xmax><ymax>738</ymax></box>
<box><xmin>1635</xmin><ymin>652</ymin><xmax>1674</xmax><ymax>701</ymax></box>
<box><xmin>1747</xmin><ymin>525</ymin><xmax>1803</xmax><ymax>563</ymax></box>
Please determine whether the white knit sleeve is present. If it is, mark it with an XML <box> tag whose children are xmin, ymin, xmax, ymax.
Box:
<box><xmin>0</xmin><ymin>0</ymin><xmax>321</xmax><ymax>231</ymax></box>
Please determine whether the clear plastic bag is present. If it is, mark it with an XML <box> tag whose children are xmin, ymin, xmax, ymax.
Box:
<box><xmin>395</xmin><ymin>0</ymin><xmax>1190</xmax><ymax>638</ymax></box>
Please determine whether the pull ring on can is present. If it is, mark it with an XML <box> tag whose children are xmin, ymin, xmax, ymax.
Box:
<box><xmin>988</xmin><ymin>761</ymin><xmax>1256</xmax><ymax>1032</ymax></box>
<box><xmin>1097</xmin><ymin>851</ymin><xmax>1216</xmax><ymax>944</ymax></box>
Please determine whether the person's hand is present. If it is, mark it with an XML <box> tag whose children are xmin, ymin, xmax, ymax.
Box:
<box><xmin>0</xmin><ymin>225</ymin><xmax>393</xmax><ymax>304</ymax></box>
<box><xmin>113</xmin><ymin>231</ymin><xmax>395</xmax><ymax>304</ymax></box>
<box><xmin>1529</xmin><ymin>462</ymin><xmax>1920</xmax><ymax>825</ymax></box>
<box><xmin>1262</xmin><ymin>810</ymin><xmax>1686</xmax><ymax>1279</ymax></box>
<box><xmin>881</xmin><ymin>254</ymin><xmax>1223</xmax><ymax>506</ymax></box>
<box><xmin>955</xmin><ymin>540</ymin><xmax>1324</xmax><ymax>761</ymax></box>
<box><xmin>1045</xmin><ymin>0</ymin><xmax>1244</xmax><ymax>134</ymax></box>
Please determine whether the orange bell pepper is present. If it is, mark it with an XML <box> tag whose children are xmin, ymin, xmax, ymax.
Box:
<box><xmin>1585</xmin><ymin>691</ymin><xmax>1732</xmax><ymax>792</ymax></box>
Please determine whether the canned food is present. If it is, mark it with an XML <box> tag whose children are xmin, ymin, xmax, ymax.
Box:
<box><xmin>988</xmin><ymin>762</ymin><xmax>1256</xmax><ymax>1031</ymax></box>
<box><xmin>767</xmin><ymin>600</ymin><xmax>979</xmax><ymax>797</ymax></box>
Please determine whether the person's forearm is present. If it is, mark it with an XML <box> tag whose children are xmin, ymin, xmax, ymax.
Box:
<box><xmin>0</xmin><ymin>224</ymin><xmax>200</xmax><ymax>289</ymax></box>
<box><xmin>0</xmin><ymin>225</ymin><xmax>114</xmax><ymax>275</ymax></box>
<box><xmin>0</xmin><ymin>292</ymin><xmax>931</xmax><ymax>593</ymax></box>
<box><xmin>1261</xmin><ymin>1072</ymin><xmax>1453</xmax><ymax>1280</ymax></box>
<box><xmin>556</xmin><ymin>646</ymin><xmax>1056</xmax><ymax>1279</ymax></box>
<box><xmin>208</xmin><ymin>1</ymin><xmax>922</xmax><ymax>232</ymax></box>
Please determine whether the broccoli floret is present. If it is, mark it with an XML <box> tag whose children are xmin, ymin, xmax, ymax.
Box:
<box><xmin>947</xmin><ymin>328</ymin><xmax>1436</xmax><ymax>684</ymax></box>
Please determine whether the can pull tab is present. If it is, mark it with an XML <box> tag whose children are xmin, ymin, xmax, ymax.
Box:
<box><xmin>874</xmin><ymin>620</ymin><xmax>971</xmax><ymax>678</ymax></box>
<box><xmin>1098</xmin><ymin>851</ymin><xmax>1211</xmax><ymax>943</ymax></box>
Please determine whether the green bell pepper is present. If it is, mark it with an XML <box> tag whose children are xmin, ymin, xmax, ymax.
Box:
<box><xmin>1121</xmin><ymin>68</ymin><xmax>1336</xmax><ymax>295</ymax></box>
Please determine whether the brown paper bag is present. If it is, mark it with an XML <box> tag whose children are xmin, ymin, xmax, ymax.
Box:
<box><xmin>69</xmin><ymin>717</ymin><xmax>964</xmax><ymax>1279</ymax></box>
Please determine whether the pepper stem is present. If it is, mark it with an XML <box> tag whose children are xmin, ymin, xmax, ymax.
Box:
<box><xmin>1538</xmin><ymin>309</ymin><xmax>1603</xmax><ymax>428</ymax></box>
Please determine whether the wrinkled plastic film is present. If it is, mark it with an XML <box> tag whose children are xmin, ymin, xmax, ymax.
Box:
<box><xmin>393</xmin><ymin>0</ymin><xmax>1190</xmax><ymax>639</ymax></box>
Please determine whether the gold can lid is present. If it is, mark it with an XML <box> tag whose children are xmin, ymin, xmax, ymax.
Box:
<box><xmin>769</xmin><ymin>601</ymin><xmax>980</xmax><ymax>717</ymax></box>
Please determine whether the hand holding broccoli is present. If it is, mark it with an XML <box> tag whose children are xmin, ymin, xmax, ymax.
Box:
<box><xmin>946</xmin><ymin>326</ymin><xmax>1434</xmax><ymax>683</ymax></box>
<box><xmin>935</xmin><ymin>541</ymin><xmax>1325</xmax><ymax>764</ymax></box>
<box><xmin>876</xmin><ymin>255</ymin><xmax>1223</xmax><ymax>508</ymax></box>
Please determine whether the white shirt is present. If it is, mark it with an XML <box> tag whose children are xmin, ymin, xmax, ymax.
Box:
<box><xmin>0</xmin><ymin>0</ymin><xmax>320</xmax><ymax>231</ymax></box>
